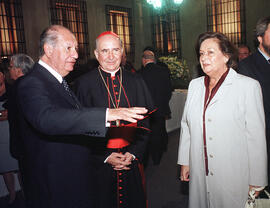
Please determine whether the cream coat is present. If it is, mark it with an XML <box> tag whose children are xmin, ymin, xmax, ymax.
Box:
<box><xmin>177</xmin><ymin>69</ymin><xmax>268</xmax><ymax>208</ymax></box>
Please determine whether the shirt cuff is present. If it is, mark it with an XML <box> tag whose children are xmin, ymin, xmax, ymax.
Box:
<box><xmin>105</xmin><ymin>108</ymin><xmax>110</xmax><ymax>127</ymax></box>
<box><xmin>104</xmin><ymin>154</ymin><xmax>136</xmax><ymax>163</ymax></box>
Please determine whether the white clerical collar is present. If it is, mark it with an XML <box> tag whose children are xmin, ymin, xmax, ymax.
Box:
<box><xmin>100</xmin><ymin>67</ymin><xmax>120</xmax><ymax>77</ymax></box>
<box><xmin>258</xmin><ymin>47</ymin><xmax>270</xmax><ymax>62</ymax></box>
<box><xmin>38</xmin><ymin>60</ymin><xmax>63</xmax><ymax>83</ymax></box>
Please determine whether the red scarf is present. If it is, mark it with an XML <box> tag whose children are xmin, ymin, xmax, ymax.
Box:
<box><xmin>202</xmin><ymin>69</ymin><xmax>229</xmax><ymax>175</ymax></box>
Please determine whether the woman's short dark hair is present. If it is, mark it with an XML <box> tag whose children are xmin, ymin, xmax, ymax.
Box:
<box><xmin>195</xmin><ymin>32</ymin><xmax>238</xmax><ymax>69</ymax></box>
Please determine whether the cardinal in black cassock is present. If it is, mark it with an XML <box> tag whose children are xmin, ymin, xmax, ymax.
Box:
<box><xmin>74</xmin><ymin>66</ymin><xmax>154</xmax><ymax>208</ymax></box>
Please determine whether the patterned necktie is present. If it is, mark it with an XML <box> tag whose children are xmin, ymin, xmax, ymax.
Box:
<box><xmin>62</xmin><ymin>79</ymin><xmax>79</xmax><ymax>109</ymax></box>
<box><xmin>62</xmin><ymin>79</ymin><xmax>73</xmax><ymax>97</ymax></box>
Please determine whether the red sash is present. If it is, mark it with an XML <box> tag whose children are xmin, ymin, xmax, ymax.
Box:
<box><xmin>107</xmin><ymin>122</ymin><xmax>137</xmax><ymax>149</ymax></box>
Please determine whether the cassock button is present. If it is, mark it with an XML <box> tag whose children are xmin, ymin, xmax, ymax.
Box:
<box><xmin>120</xmin><ymin>194</ymin><xmax>123</xmax><ymax>197</ymax></box>
<box><xmin>119</xmin><ymin>186</ymin><xmax>123</xmax><ymax>190</ymax></box>
<box><xmin>115</xmin><ymin>92</ymin><xmax>119</xmax><ymax>95</ymax></box>
<box><xmin>120</xmin><ymin>201</ymin><xmax>123</xmax><ymax>204</ymax></box>
<box><xmin>119</xmin><ymin>173</ymin><xmax>122</xmax><ymax>176</ymax></box>
<box><xmin>119</xmin><ymin>179</ymin><xmax>122</xmax><ymax>182</ymax></box>
<box><xmin>114</xmin><ymin>85</ymin><xmax>117</xmax><ymax>87</ymax></box>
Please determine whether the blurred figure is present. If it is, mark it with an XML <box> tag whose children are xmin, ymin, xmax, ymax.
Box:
<box><xmin>238</xmin><ymin>44</ymin><xmax>251</xmax><ymax>61</ymax></box>
<box><xmin>8</xmin><ymin>54</ymin><xmax>34</xmax><ymax>81</ymax></box>
<box><xmin>0</xmin><ymin>71</ymin><xmax>19</xmax><ymax>204</ymax></box>
<box><xmin>178</xmin><ymin>31</ymin><xmax>267</xmax><ymax>208</ymax></box>
<box><xmin>238</xmin><ymin>16</ymin><xmax>270</xmax><ymax>189</ymax></box>
<box><xmin>121</xmin><ymin>50</ymin><xmax>136</xmax><ymax>73</ymax></box>
<box><xmin>0</xmin><ymin>58</ymin><xmax>14</xmax><ymax>85</ymax></box>
<box><xmin>7</xmin><ymin>54</ymin><xmax>34</xmax><ymax>198</ymax></box>
<box><xmin>141</xmin><ymin>49</ymin><xmax>172</xmax><ymax>165</ymax></box>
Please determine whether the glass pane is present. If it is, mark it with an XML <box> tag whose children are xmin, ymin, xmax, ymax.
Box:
<box><xmin>206</xmin><ymin>0</ymin><xmax>246</xmax><ymax>46</ymax></box>
<box><xmin>49</xmin><ymin>0</ymin><xmax>90</xmax><ymax>64</ymax></box>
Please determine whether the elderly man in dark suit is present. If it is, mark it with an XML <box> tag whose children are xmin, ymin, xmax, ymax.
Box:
<box><xmin>6</xmin><ymin>54</ymin><xmax>34</xmax><ymax>202</ymax></box>
<box><xmin>16</xmin><ymin>25</ymin><xmax>147</xmax><ymax>208</ymax></box>
<box><xmin>238</xmin><ymin>16</ymin><xmax>270</xmax><ymax>189</ymax></box>
<box><xmin>8</xmin><ymin>54</ymin><xmax>34</xmax><ymax>160</ymax></box>
<box><xmin>140</xmin><ymin>49</ymin><xmax>172</xmax><ymax>165</ymax></box>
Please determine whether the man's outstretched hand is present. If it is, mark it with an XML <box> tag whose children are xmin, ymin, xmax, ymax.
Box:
<box><xmin>107</xmin><ymin>107</ymin><xmax>148</xmax><ymax>123</ymax></box>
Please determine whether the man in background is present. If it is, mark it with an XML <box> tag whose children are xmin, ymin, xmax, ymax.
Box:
<box><xmin>238</xmin><ymin>16</ymin><xmax>270</xmax><ymax>190</ymax></box>
<box><xmin>141</xmin><ymin>49</ymin><xmax>172</xmax><ymax>165</ymax></box>
<box><xmin>238</xmin><ymin>44</ymin><xmax>251</xmax><ymax>61</ymax></box>
<box><xmin>7</xmin><ymin>54</ymin><xmax>34</xmax><ymax>199</ymax></box>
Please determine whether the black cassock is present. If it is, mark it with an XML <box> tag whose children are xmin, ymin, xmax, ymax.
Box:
<box><xmin>74</xmin><ymin>68</ymin><xmax>154</xmax><ymax>208</ymax></box>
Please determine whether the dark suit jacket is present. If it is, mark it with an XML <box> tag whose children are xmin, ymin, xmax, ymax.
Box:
<box><xmin>238</xmin><ymin>50</ymin><xmax>270</xmax><ymax>137</ymax></box>
<box><xmin>7</xmin><ymin>77</ymin><xmax>24</xmax><ymax>159</ymax></box>
<box><xmin>140</xmin><ymin>62</ymin><xmax>172</xmax><ymax>117</ymax></box>
<box><xmin>238</xmin><ymin>50</ymin><xmax>270</xmax><ymax>182</ymax></box>
<box><xmin>16</xmin><ymin>63</ymin><xmax>107</xmax><ymax>208</ymax></box>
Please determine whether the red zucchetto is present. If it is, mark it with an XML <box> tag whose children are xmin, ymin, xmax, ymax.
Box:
<box><xmin>96</xmin><ymin>31</ymin><xmax>119</xmax><ymax>39</ymax></box>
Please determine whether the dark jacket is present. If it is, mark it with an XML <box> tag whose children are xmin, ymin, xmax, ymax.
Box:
<box><xmin>140</xmin><ymin>62</ymin><xmax>172</xmax><ymax>117</ymax></box>
<box><xmin>17</xmin><ymin>63</ymin><xmax>107</xmax><ymax>208</ymax></box>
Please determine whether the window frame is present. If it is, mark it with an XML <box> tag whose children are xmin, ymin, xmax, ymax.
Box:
<box><xmin>105</xmin><ymin>5</ymin><xmax>135</xmax><ymax>63</ymax></box>
<box><xmin>49</xmin><ymin>0</ymin><xmax>90</xmax><ymax>64</ymax></box>
<box><xmin>151</xmin><ymin>10</ymin><xmax>182</xmax><ymax>58</ymax></box>
<box><xmin>206</xmin><ymin>0</ymin><xmax>246</xmax><ymax>46</ymax></box>
<box><xmin>0</xmin><ymin>0</ymin><xmax>26</xmax><ymax>58</ymax></box>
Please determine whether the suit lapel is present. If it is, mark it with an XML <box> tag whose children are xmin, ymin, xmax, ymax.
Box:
<box><xmin>36</xmin><ymin>64</ymin><xmax>81</xmax><ymax>109</ymax></box>
<box><xmin>254</xmin><ymin>51</ymin><xmax>270</xmax><ymax>79</ymax></box>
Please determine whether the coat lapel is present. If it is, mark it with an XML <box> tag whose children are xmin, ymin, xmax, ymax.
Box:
<box><xmin>36</xmin><ymin>64</ymin><xmax>81</xmax><ymax>109</ymax></box>
<box><xmin>207</xmin><ymin>68</ymin><xmax>236</xmax><ymax>107</ymax></box>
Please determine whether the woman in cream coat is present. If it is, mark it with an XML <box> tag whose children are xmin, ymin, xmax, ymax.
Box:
<box><xmin>178</xmin><ymin>32</ymin><xmax>268</xmax><ymax>208</ymax></box>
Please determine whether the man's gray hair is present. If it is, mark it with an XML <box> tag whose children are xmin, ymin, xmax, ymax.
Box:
<box><xmin>256</xmin><ymin>16</ymin><xmax>270</xmax><ymax>38</ymax></box>
<box><xmin>11</xmin><ymin>54</ymin><xmax>34</xmax><ymax>75</ymax></box>
<box><xmin>39</xmin><ymin>25</ymin><xmax>74</xmax><ymax>57</ymax></box>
